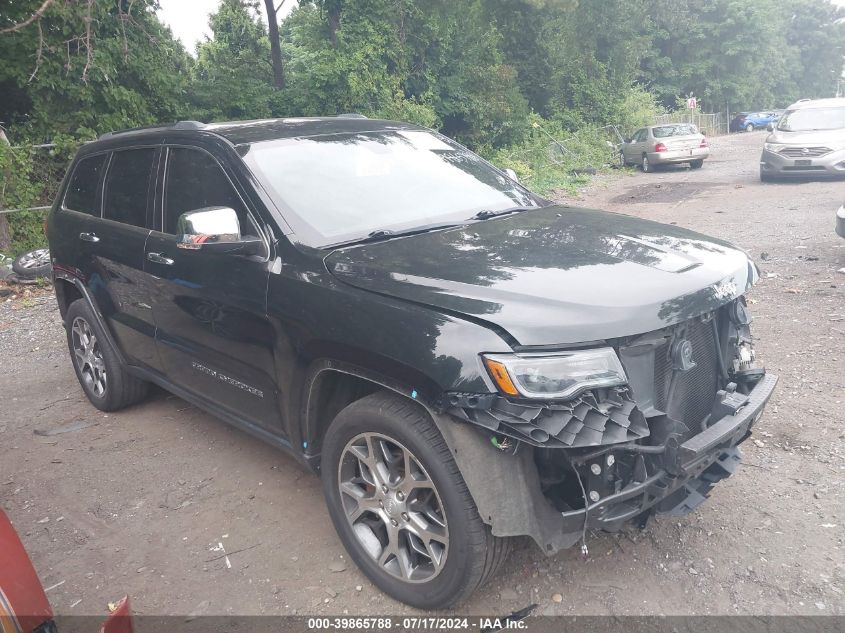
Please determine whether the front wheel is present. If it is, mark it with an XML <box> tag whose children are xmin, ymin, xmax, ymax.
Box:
<box><xmin>746</xmin><ymin>123</ymin><xmax>754</xmax><ymax>133</ymax></box>
<box><xmin>618</xmin><ymin>151</ymin><xmax>626</xmax><ymax>168</ymax></box>
<box><xmin>321</xmin><ymin>392</ymin><xmax>510</xmax><ymax>609</ymax></box>
<box><xmin>690</xmin><ymin>159</ymin><xmax>704</xmax><ymax>169</ymax></box>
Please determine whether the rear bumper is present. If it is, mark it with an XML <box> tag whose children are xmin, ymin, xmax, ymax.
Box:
<box><xmin>761</xmin><ymin>148</ymin><xmax>845</xmax><ymax>177</ymax></box>
<box><xmin>558</xmin><ymin>372</ymin><xmax>778</xmax><ymax>534</ymax></box>
<box><xmin>837</xmin><ymin>206</ymin><xmax>845</xmax><ymax>238</ymax></box>
<box><xmin>649</xmin><ymin>147</ymin><xmax>709</xmax><ymax>165</ymax></box>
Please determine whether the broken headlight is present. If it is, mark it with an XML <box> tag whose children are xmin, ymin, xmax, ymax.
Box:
<box><xmin>483</xmin><ymin>348</ymin><xmax>628</xmax><ymax>399</ymax></box>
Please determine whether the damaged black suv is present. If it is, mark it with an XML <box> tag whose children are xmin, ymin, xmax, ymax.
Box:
<box><xmin>48</xmin><ymin>117</ymin><xmax>777</xmax><ymax>609</ymax></box>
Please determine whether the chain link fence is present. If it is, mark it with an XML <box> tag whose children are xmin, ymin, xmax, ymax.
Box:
<box><xmin>653</xmin><ymin>111</ymin><xmax>727</xmax><ymax>136</ymax></box>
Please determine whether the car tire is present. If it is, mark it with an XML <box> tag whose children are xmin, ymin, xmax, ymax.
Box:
<box><xmin>760</xmin><ymin>168</ymin><xmax>776</xmax><ymax>183</ymax></box>
<box><xmin>690</xmin><ymin>159</ymin><xmax>704</xmax><ymax>169</ymax></box>
<box><xmin>641</xmin><ymin>154</ymin><xmax>651</xmax><ymax>173</ymax></box>
<box><xmin>618</xmin><ymin>152</ymin><xmax>626</xmax><ymax>168</ymax></box>
<box><xmin>320</xmin><ymin>391</ymin><xmax>511</xmax><ymax>609</ymax></box>
<box><xmin>12</xmin><ymin>247</ymin><xmax>51</xmax><ymax>280</ymax></box>
<box><xmin>746</xmin><ymin>123</ymin><xmax>754</xmax><ymax>133</ymax></box>
<box><xmin>65</xmin><ymin>299</ymin><xmax>149</xmax><ymax>412</ymax></box>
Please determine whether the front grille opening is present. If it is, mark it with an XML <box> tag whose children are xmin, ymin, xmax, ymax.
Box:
<box><xmin>780</xmin><ymin>146</ymin><xmax>831</xmax><ymax>158</ymax></box>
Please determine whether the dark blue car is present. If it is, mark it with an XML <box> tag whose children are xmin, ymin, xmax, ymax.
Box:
<box><xmin>730</xmin><ymin>111</ymin><xmax>782</xmax><ymax>132</ymax></box>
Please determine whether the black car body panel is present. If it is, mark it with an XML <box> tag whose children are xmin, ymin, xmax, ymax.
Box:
<box><xmin>326</xmin><ymin>205</ymin><xmax>756</xmax><ymax>346</ymax></box>
<box><xmin>47</xmin><ymin>117</ymin><xmax>776</xmax><ymax>562</ymax></box>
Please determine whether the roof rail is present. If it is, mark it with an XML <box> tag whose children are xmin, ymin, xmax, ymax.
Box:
<box><xmin>335</xmin><ymin>113</ymin><xmax>368</xmax><ymax>119</ymax></box>
<box><xmin>98</xmin><ymin>120</ymin><xmax>206</xmax><ymax>140</ymax></box>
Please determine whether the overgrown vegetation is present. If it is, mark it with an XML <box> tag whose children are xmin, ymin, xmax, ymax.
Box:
<box><xmin>1</xmin><ymin>0</ymin><xmax>843</xmax><ymax>252</ymax></box>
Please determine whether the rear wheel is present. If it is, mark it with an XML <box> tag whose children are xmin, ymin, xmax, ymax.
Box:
<box><xmin>690</xmin><ymin>159</ymin><xmax>704</xmax><ymax>169</ymax></box>
<box><xmin>321</xmin><ymin>391</ymin><xmax>510</xmax><ymax>609</ymax></box>
<box><xmin>641</xmin><ymin>154</ymin><xmax>652</xmax><ymax>173</ymax></box>
<box><xmin>746</xmin><ymin>123</ymin><xmax>754</xmax><ymax>133</ymax></box>
<box><xmin>618</xmin><ymin>151</ymin><xmax>626</xmax><ymax>168</ymax></box>
<box><xmin>65</xmin><ymin>299</ymin><xmax>149</xmax><ymax>411</ymax></box>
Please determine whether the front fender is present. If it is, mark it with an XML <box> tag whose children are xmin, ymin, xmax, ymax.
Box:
<box><xmin>428</xmin><ymin>411</ymin><xmax>583</xmax><ymax>554</ymax></box>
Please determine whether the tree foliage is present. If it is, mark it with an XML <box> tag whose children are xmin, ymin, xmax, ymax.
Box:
<box><xmin>2</xmin><ymin>0</ymin><xmax>842</xmax><ymax>147</ymax></box>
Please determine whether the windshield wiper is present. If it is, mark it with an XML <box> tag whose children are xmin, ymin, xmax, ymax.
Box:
<box><xmin>470</xmin><ymin>205</ymin><xmax>537</xmax><ymax>221</ymax></box>
<box><xmin>324</xmin><ymin>221</ymin><xmax>465</xmax><ymax>249</ymax></box>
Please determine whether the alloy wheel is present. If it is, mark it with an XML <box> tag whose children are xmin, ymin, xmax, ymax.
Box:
<box><xmin>17</xmin><ymin>248</ymin><xmax>50</xmax><ymax>269</ymax></box>
<box><xmin>338</xmin><ymin>432</ymin><xmax>449</xmax><ymax>583</ymax></box>
<box><xmin>71</xmin><ymin>317</ymin><xmax>107</xmax><ymax>397</ymax></box>
<box><xmin>642</xmin><ymin>155</ymin><xmax>650</xmax><ymax>172</ymax></box>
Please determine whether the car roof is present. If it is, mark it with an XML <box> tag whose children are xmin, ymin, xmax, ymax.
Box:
<box><xmin>784</xmin><ymin>98</ymin><xmax>845</xmax><ymax>111</ymax></box>
<box><xmin>95</xmin><ymin>116</ymin><xmax>423</xmax><ymax>147</ymax></box>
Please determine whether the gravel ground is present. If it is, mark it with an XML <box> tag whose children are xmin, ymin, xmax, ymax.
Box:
<box><xmin>0</xmin><ymin>131</ymin><xmax>842</xmax><ymax>619</ymax></box>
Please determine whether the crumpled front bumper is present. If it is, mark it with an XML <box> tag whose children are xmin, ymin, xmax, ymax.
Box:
<box><xmin>559</xmin><ymin>372</ymin><xmax>778</xmax><ymax>534</ymax></box>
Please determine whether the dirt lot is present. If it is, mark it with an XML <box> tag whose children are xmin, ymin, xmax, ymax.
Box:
<box><xmin>1</xmin><ymin>131</ymin><xmax>843</xmax><ymax>618</ymax></box>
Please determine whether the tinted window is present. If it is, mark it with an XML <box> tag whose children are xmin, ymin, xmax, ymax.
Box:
<box><xmin>164</xmin><ymin>148</ymin><xmax>252</xmax><ymax>235</ymax></box>
<box><xmin>64</xmin><ymin>154</ymin><xmax>107</xmax><ymax>215</ymax></box>
<box><xmin>243</xmin><ymin>130</ymin><xmax>537</xmax><ymax>246</ymax></box>
<box><xmin>103</xmin><ymin>148</ymin><xmax>156</xmax><ymax>228</ymax></box>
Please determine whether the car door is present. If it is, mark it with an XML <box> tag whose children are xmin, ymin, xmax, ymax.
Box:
<box><xmin>623</xmin><ymin>129</ymin><xmax>645</xmax><ymax>162</ymax></box>
<box><xmin>73</xmin><ymin>146</ymin><xmax>163</xmax><ymax>371</ymax></box>
<box><xmin>144</xmin><ymin>145</ymin><xmax>281</xmax><ymax>434</ymax></box>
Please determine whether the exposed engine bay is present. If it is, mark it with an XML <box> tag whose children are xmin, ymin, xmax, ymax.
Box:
<box><xmin>440</xmin><ymin>297</ymin><xmax>777</xmax><ymax>551</ymax></box>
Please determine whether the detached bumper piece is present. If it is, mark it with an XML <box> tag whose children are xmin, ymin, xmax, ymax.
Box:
<box><xmin>447</xmin><ymin>387</ymin><xmax>649</xmax><ymax>448</ymax></box>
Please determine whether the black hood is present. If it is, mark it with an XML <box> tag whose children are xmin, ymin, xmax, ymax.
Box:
<box><xmin>326</xmin><ymin>205</ymin><xmax>757</xmax><ymax>347</ymax></box>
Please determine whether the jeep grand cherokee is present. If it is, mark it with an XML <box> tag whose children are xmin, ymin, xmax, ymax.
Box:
<box><xmin>47</xmin><ymin>117</ymin><xmax>777</xmax><ymax>609</ymax></box>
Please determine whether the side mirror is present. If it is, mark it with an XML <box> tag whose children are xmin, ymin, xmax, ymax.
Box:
<box><xmin>176</xmin><ymin>206</ymin><xmax>263</xmax><ymax>256</ymax></box>
<box><xmin>766</xmin><ymin>123</ymin><xmax>775</xmax><ymax>132</ymax></box>
<box><xmin>503</xmin><ymin>168</ymin><xmax>520</xmax><ymax>183</ymax></box>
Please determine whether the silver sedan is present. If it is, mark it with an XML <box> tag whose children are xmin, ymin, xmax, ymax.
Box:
<box><xmin>620</xmin><ymin>124</ymin><xmax>710</xmax><ymax>173</ymax></box>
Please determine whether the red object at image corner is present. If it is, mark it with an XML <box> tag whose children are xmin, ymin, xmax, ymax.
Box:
<box><xmin>1</xmin><ymin>510</ymin><xmax>133</xmax><ymax>633</ymax></box>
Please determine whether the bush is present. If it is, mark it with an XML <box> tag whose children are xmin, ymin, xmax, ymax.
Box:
<box><xmin>485</xmin><ymin>114</ymin><xmax>617</xmax><ymax>196</ymax></box>
<box><xmin>1</xmin><ymin>136</ymin><xmax>79</xmax><ymax>256</ymax></box>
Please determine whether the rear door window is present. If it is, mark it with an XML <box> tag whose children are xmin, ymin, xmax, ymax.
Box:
<box><xmin>64</xmin><ymin>154</ymin><xmax>108</xmax><ymax>215</ymax></box>
<box><xmin>102</xmin><ymin>148</ymin><xmax>157</xmax><ymax>228</ymax></box>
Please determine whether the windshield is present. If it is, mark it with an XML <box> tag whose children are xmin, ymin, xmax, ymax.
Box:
<box><xmin>778</xmin><ymin>107</ymin><xmax>845</xmax><ymax>132</ymax></box>
<box><xmin>652</xmin><ymin>124</ymin><xmax>698</xmax><ymax>138</ymax></box>
<box><xmin>242</xmin><ymin>129</ymin><xmax>537</xmax><ymax>247</ymax></box>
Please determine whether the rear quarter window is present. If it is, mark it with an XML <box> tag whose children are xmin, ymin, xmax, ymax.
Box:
<box><xmin>63</xmin><ymin>154</ymin><xmax>108</xmax><ymax>215</ymax></box>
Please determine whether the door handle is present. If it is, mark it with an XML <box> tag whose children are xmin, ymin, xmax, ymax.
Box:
<box><xmin>147</xmin><ymin>252</ymin><xmax>174</xmax><ymax>266</ymax></box>
<box><xmin>79</xmin><ymin>232</ymin><xmax>100</xmax><ymax>243</ymax></box>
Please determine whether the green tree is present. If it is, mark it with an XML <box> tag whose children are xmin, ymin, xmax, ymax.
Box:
<box><xmin>191</xmin><ymin>0</ymin><xmax>276</xmax><ymax>120</ymax></box>
<box><xmin>0</xmin><ymin>0</ymin><xmax>191</xmax><ymax>141</ymax></box>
